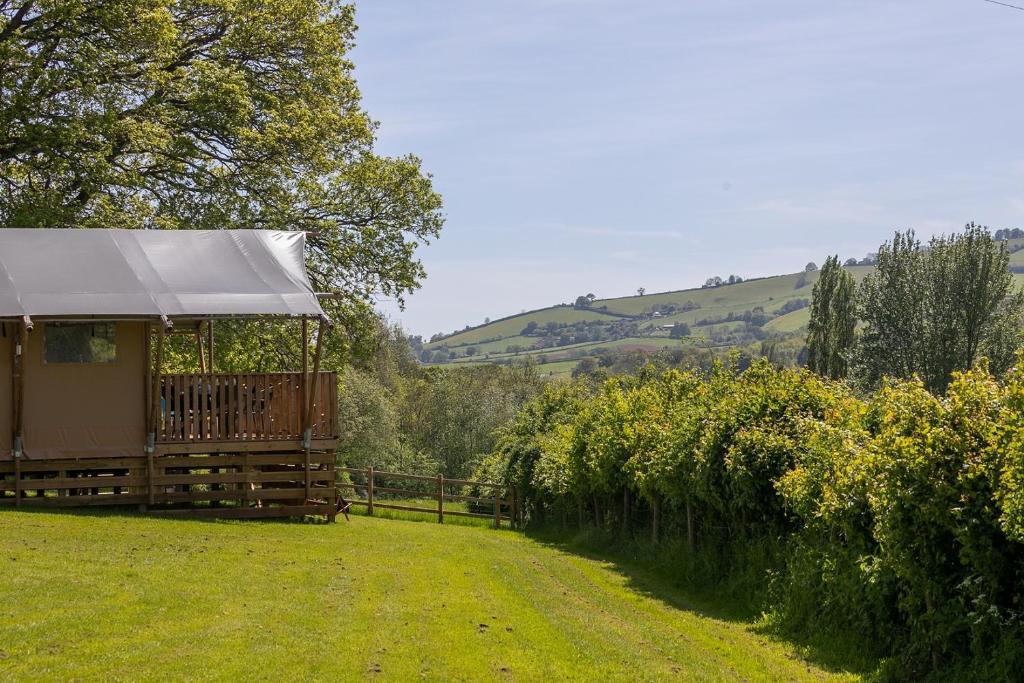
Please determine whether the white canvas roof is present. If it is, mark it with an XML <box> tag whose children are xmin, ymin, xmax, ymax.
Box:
<box><xmin>0</xmin><ymin>229</ymin><xmax>324</xmax><ymax>318</ymax></box>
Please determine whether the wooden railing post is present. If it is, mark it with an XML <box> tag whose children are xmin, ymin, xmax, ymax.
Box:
<box><xmin>437</xmin><ymin>474</ymin><xmax>444</xmax><ymax>524</ymax></box>
<box><xmin>367</xmin><ymin>466</ymin><xmax>374</xmax><ymax>515</ymax></box>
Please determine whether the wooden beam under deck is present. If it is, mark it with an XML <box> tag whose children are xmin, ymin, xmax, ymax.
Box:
<box><xmin>154</xmin><ymin>439</ymin><xmax>338</xmax><ymax>456</ymax></box>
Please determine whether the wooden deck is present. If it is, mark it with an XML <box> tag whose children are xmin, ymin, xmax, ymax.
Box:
<box><xmin>0</xmin><ymin>371</ymin><xmax>340</xmax><ymax>519</ymax></box>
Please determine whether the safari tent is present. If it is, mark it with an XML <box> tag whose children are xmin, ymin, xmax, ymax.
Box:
<box><xmin>0</xmin><ymin>229</ymin><xmax>338</xmax><ymax>519</ymax></box>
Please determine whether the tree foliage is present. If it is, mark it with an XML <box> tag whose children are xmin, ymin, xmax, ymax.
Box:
<box><xmin>485</xmin><ymin>359</ymin><xmax>1024</xmax><ymax>676</ymax></box>
<box><xmin>805</xmin><ymin>255</ymin><xmax>855</xmax><ymax>379</ymax></box>
<box><xmin>852</xmin><ymin>225</ymin><xmax>1019</xmax><ymax>393</ymax></box>
<box><xmin>0</xmin><ymin>0</ymin><xmax>443</xmax><ymax>347</ymax></box>
<box><xmin>332</xmin><ymin>321</ymin><xmax>544</xmax><ymax>479</ymax></box>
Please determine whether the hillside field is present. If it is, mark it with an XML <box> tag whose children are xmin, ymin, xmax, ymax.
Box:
<box><xmin>423</xmin><ymin>252</ymin><xmax>1024</xmax><ymax>376</ymax></box>
<box><xmin>423</xmin><ymin>266</ymin><xmax>875</xmax><ymax>374</ymax></box>
<box><xmin>0</xmin><ymin>510</ymin><xmax>857</xmax><ymax>681</ymax></box>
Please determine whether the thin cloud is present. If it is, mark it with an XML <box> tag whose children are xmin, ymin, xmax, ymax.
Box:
<box><xmin>565</xmin><ymin>226</ymin><xmax>687</xmax><ymax>240</ymax></box>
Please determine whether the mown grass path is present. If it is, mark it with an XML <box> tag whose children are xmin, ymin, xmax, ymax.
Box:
<box><xmin>0</xmin><ymin>511</ymin><xmax>856</xmax><ymax>681</ymax></box>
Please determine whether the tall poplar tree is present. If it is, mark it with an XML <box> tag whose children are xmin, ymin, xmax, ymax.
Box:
<box><xmin>852</xmin><ymin>224</ymin><xmax>1020</xmax><ymax>394</ymax></box>
<box><xmin>806</xmin><ymin>255</ymin><xmax>856</xmax><ymax>379</ymax></box>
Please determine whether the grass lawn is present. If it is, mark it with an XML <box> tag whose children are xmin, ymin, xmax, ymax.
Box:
<box><xmin>0</xmin><ymin>510</ymin><xmax>858</xmax><ymax>681</ymax></box>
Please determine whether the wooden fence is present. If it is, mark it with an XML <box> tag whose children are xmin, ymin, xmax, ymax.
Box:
<box><xmin>337</xmin><ymin>466</ymin><xmax>519</xmax><ymax>528</ymax></box>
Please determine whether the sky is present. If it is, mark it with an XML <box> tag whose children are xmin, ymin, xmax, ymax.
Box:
<box><xmin>352</xmin><ymin>0</ymin><xmax>1024</xmax><ymax>338</ymax></box>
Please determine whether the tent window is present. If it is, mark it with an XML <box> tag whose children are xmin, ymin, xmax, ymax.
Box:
<box><xmin>43</xmin><ymin>323</ymin><xmax>117</xmax><ymax>364</ymax></box>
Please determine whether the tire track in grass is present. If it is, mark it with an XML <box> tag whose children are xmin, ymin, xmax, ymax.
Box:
<box><xmin>480</xmin><ymin>531</ymin><xmax>850</xmax><ymax>682</ymax></box>
<box><xmin>556</xmin><ymin>553</ymin><xmax>847</xmax><ymax>681</ymax></box>
<box><xmin>405</xmin><ymin>523</ymin><xmax>627</xmax><ymax>680</ymax></box>
<box><xmin>469</xmin><ymin>531</ymin><xmax>749</xmax><ymax>682</ymax></box>
<box><xmin>502</xmin><ymin>538</ymin><xmax>744</xmax><ymax>681</ymax></box>
<box><xmin>470</xmin><ymin>532</ymin><xmax>662</xmax><ymax>680</ymax></box>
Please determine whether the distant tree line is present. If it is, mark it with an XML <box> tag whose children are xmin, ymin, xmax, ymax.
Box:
<box><xmin>808</xmin><ymin>223</ymin><xmax>1023</xmax><ymax>393</ymax></box>
<box><xmin>702</xmin><ymin>274</ymin><xmax>744</xmax><ymax>288</ymax></box>
<box><xmin>338</xmin><ymin>322</ymin><xmax>543</xmax><ymax>480</ymax></box>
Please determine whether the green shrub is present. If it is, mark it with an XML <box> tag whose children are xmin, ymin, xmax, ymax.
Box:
<box><xmin>487</xmin><ymin>358</ymin><xmax>1024</xmax><ymax>677</ymax></box>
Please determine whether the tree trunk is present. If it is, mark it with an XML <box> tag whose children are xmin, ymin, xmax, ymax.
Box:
<box><xmin>593</xmin><ymin>496</ymin><xmax>602</xmax><ymax>528</ymax></box>
<box><xmin>651</xmin><ymin>493</ymin><xmax>661</xmax><ymax>545</ymax></box>
<box><xmin>686</xmin><ymin>497</ymin><xmax>695</xmax><ymax>553</ymax></box>
<box><xmin>622</xmin><ymin>487</ymin><xmax>630</xmax><ymax>536</ymax></box>
<box><xmin>577</xmin><ymin>498</ymin><xmax>584</xmax><ymax>528</ymax></box>
<box><xmin>924</xmin><ymin>587</ymin><xmax>940</xmax><ymax>672</ymax></box>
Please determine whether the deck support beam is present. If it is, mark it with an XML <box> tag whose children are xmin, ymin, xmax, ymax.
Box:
<box><xmin>206</xmin><ymin>320</ymin><xmax>214</xmax><ymax>372</ymax></box>
<box><xmin>301</xmin><ymin>316</ymin><xmax>308</xmax><ymax>431</ymax></box>
<box><xmin>303</xmin><ymin>316</ymin><xmax>329</xmax><ymax>506</ymax></box>
<box><xmin>12</xmin><ymin>317</ymin><xmax>30</xmax><ymax>506</ymax></box>
<box><xmin>147</xmin><ymin>322</ymin><xmax>166</xmax><ymax>506</ymax></box>
<box><xmin>196</xmin><ymin>322</ymin><xmax>207</xmax><ymax>374</ymax></box>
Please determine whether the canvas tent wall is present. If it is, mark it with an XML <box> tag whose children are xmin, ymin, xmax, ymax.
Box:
<box><xmin>5</xmin><ymin>321</ymin><xmax>146</xmax><ymax>460</ymax></box>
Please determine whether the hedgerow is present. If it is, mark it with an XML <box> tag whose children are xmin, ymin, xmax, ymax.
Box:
<box><xmin>482</xmin><ymin>359</ymin><xmax>1024</xmax><ymax>679</ymax></box>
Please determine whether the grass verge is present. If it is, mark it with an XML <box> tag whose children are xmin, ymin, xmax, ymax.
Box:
<box><xmin>1</xmin><ymin>509</ymin><xmax>860</xmax><ymax>681</ymax></box>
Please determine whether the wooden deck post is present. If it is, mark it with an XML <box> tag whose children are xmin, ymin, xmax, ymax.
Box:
<box><xmin>367</xmin><ymin>466</ymin><xmax>375</xmax><ymax>515</ymax></box>
<box><xmin>206</xmin><ymin>320</ymin><xmax>214</xmax><ymax>372</ymax></box>
<box><xmin>195</xmin><ymin>322</ymin><xmax>207</xmax><ymax>374</ymax></box>
<box><xmin>437</xmin><ymin>474</ymin><xmax>444</xmax><ymax>524</ymax></box>
<box><xmin>301</xmin><ymin>316</ymin><xmax>308</xmax><ymax>425</ymax></box>
<box><xmin>326</xmin><ymin>458</ymin><xmax>337</xmax><ymax>523</ymax></box>
<box><xmin>302</xmin><ymin>317</ymin><xmax>328</xmax><ymax>503</ymax></box>
<box><xmin>12</xmin><ymin>316</ymin><xmax>30</xmax><ymax>506</ymax></box>
<box><xmin>147</xmin><ymin>322</ymin><xmax>166</xmax><ymax>506</ymax></box>
<box><xmin>303</xmin><ymin>317</ymin><xmax>328</xmax><ymax>438</ymax></box>
<box><xmin>10</xmin><ymin>321</ymin><xmax>17</xmax><ymax>506</ymax></box>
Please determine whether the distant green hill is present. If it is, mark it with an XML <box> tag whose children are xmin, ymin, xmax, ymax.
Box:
<box><xmin>420</xmin><ymin>266</ymin><xmax>870</xmax><ymax>375</ymax></box>
<box><xmin>421</xmin><ymin>239</ymin><xmax>1024</xmax><ymax>378</ymax></box>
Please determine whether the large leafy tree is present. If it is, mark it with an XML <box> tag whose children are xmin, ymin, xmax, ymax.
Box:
<box><xmin>852</xmin><ymin>224</ymin><xmax>1020</xmax><ymax>393</ymax></box>
<box><xmin>0</xmin><ymin>0</ymin><xmax>443</xmax><ymax>349</ymax></box>
<box><xmin>806</xmin><ymin>254</ymin><xmax>856</xmax><ymax>379</ymax></box>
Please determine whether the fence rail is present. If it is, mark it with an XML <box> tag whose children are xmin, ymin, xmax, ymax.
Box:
<box><xmin>337</xmin><ymin>466</ymin><xmax>519</xmax><ymax>528</ymax></box>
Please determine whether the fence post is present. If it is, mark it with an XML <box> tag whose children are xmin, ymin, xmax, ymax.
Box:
<box><xmin>506</xmin><ymin>490</ymin><xmax>514</xmax><ymax>530</ymax></box>
<box><xmin>437</xmin><ymin>474</ymin><xmax>444</xmax><ymax>524</ymax></box>
<box><xmin>513</xmin><ymin>488</ymin><xmax>520</xmax><ymax>530</ymax></box>
<box><xmin>367</xmin><ymin>466</ymin><xmax>374</xmax><ymax>516</ymax></box>
<box><xmin>493</xmin><ymin>485</ymin><xmax>500</xmax><ymax>529</ymax></box>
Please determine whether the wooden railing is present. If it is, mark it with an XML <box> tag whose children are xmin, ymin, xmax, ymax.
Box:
<box><xmin>157</xmin><ymin>372</ymin><xmax>337</xmax><ymax>443</ymax></box>
<box><xmin>337</xmin><ymin>466</ymin><xmax>519</xmax><ymax>528</ymax></box>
